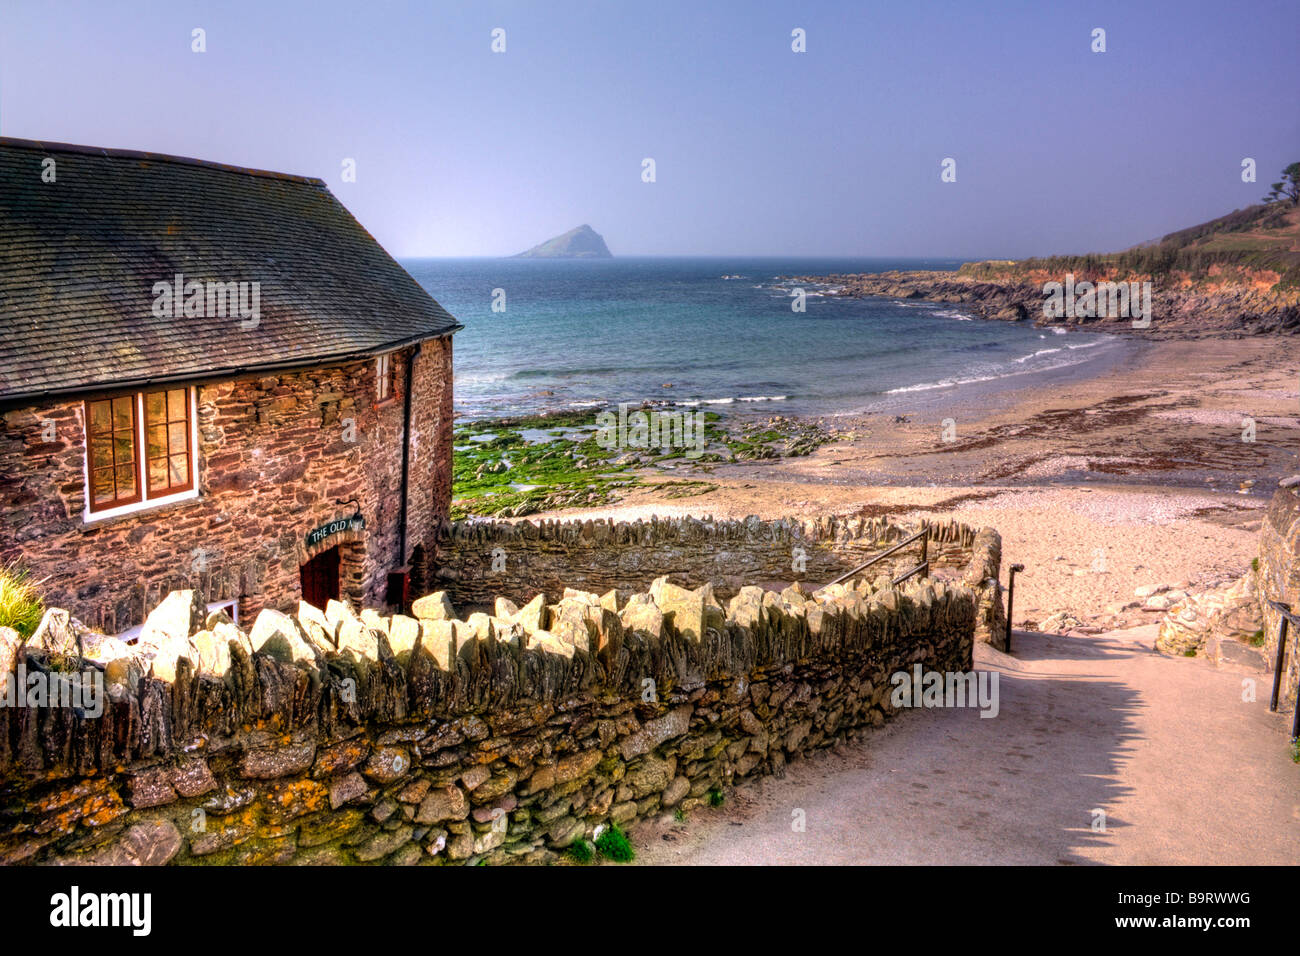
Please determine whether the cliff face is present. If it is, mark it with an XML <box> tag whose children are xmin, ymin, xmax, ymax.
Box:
<box><xmin>513</xmin><ymin>224</ymin><xmax>612</xmax><ymax>259</ymax></box>
<box><xmin>795</xmin><ymin>202</ymin><xmax>1300</xmax><ymax>337</ymax></box>
<box><xmin>791</xmin><ymin>269</ymin><xmax>1300</xmax><ymax>337</ymax></box>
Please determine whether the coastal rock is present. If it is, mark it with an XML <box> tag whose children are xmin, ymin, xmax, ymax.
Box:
<box><xmin>1157</xmin><ymin>570</ymin><xmax>1263</xmax><ymax>658</ymax></box>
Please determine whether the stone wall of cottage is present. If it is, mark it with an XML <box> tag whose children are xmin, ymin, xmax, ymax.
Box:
<box><xmin>0</xmin><ymin>337</ymin><xmax>454</xmax><ymax>634</ymax></box>
<box><xmin>0</xmin><ymin>554</ymin><xmax>986</xmax><ymax>866</ymax></box>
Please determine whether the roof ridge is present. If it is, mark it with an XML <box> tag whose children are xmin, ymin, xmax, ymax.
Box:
<box><xmin>0</xmin><ymin>136</ymin><xmax>327</xmax><ymax>187</ymax></box>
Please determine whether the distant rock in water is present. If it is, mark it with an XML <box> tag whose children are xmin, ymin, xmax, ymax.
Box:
<box><xmin>513</xmin><ymin>224</ymin><xmax>612</xmax><ymax>258</ymax></box>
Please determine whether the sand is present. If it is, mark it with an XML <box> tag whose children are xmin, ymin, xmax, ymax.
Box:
<box><xmin>633</xmin><ymin>627</ymin><xmax>1300</xmax><ymax>866</ymax></box>
<box><xmin>535</xmin><ymin>337</ymin><xmax>1300</xmax><ymax>624</ymax></box>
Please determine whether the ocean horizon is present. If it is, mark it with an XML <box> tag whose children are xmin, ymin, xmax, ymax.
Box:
<box><xmin>404</xmin><ymin>256</ymin><xmax>1134</xmax><ymax>422</ymax></box>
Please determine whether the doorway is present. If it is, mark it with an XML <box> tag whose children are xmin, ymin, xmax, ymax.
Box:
<box><xmin>300</xmin><ymin>545</ymin><xmax>340</xmax><ymax>609</ymax></box>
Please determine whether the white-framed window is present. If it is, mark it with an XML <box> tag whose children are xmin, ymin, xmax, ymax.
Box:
<box><xmin>82</xmin><ymin>386</ymin><xmax>199</xmax><ymax>522</ymax></box>
<box><xmin>376</xmin><ymin>352</ymin><xmax>393</xmax><ymax>404</ymax></box>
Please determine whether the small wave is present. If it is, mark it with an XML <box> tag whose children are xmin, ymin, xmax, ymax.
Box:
<box><xmin>1051</xmin><ymin>327</ymin><xmax>1068</xmax><ymax>335</ymax></box>
<box><xmin>887</xmin><ymin>345</ymin><xmax>1111</xmax><ymax>394</ymax></box>
<box><xmin>932</xmin><ymin>309</ymin><xmax>974</xmax><ymax>321</ymax></box>
<box><xmin>886</xmin><ymin>374</ymin><xmax>1002</xmax><ymax>394</ymax></box>
<box><xmin>677</xmin><ymin>395</ymin><xmax>789</xmax><ymax>407</ymax></box>
<box><xmin>455</xmin><ymin>371</ymin><xmax>509</xmax><ymax>386</ymax></box>
<box><xmin>1014</xmin><ymin>347</ymin><xmax>1063</xmax><ymax>363</ymax></box>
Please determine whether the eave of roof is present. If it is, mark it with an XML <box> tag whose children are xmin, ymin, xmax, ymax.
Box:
<box><xmin>0</xmin><ymin>326</ymin><xmax>461</xmax><ymax>411</ymax></box>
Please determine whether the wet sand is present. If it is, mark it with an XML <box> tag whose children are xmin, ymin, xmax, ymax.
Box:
<box><xmin>538</xmin><ymin>337</ymin><xmax>1300</xmax><ymax>625</ymax></box>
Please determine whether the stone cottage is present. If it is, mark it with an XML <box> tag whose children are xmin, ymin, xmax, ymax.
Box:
<box><xmin>0</xmin><ymin>137</ymin><xmax>461</xmax><ymax>635</ymax></box>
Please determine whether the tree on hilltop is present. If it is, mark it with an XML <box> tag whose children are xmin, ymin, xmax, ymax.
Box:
<box><xmin>1263</xmin><ymin>162</ymin><xmax>1300</xmax><ymax>206</ymax></box>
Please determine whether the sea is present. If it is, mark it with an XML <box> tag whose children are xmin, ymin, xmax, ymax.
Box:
<box><xmin>401</xmin><ymin>257</ymin><xmax>1136</xmax><ymax>424</ymax></box>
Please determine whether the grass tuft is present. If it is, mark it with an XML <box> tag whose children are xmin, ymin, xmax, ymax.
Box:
<box><xmin>594</xmin><ymin>824</ymin><xmax>635</xmax><ymax>863</ymax></box>
<box><xmin>566</xmin><ymin>839</ymin><xmax>594</xmax><ymax>864</ymax></box>
<box><xmin>0</xmin><ymin>562</ymin><xmax>44</xmax><ymax>639</ymax></box>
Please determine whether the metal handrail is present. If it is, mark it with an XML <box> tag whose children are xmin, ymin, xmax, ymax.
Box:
<box><xmin>1006</xmin><ymin>564</ymin><xmax>1025</xmax><ymax>653</ymax></box>
<box><xmin>823</xmin><ymin>527</ymin><xmax>929</xmax><ymax>589</ymax></box>
<box><xmin>1265</xmin><ymin>600</ymin><xmax>1300</xmax><ymax>741</ymax></box>
<box><xmin>892</xmin><ymin>561</ymin><xmax>930</xmax><ymax>586</ymax></box>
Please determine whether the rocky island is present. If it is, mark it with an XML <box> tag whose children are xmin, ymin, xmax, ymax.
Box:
<box><xmin>513</xmin><ymin>223</ymin><xmax>612</xmax><ymax>258</ymax></box>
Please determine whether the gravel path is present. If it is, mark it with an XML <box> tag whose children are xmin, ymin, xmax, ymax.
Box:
<box><xmin>634</xmin><ymin>625</ymin><xmax>1300</xmax><ymax>866</ymax></box>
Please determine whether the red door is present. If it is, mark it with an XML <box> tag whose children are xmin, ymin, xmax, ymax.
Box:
<box><xmin>300</xmin><ymin>546</ymin><xmax>340</xmax><ymax>609</ymax></box>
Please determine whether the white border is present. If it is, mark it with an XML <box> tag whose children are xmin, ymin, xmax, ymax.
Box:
<box><xmin>82</xmin><ymin>387</ymin><xmax>201</xmax><ymax>523</ymax></box>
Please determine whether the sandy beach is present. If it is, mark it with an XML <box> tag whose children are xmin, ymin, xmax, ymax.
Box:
<box><xmin>534</xmin><ymin>336</ymin><xmax>1300</xmax><ymax>627</ymax></box>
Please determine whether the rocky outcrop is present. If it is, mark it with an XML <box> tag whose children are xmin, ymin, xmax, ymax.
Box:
<box><xmin>0</xmin><ymin>567</ymin><xmax>977</xmax><ymax>866</ymax></box>
<box><xmin>1258</xmin><ymin>486</ymin><xmax>1300</xmax><ymax>705</ymax></box>
<box><xmin>1155</xmin><ymin>572</ymin><xmax>1263</xmax><ymax>659</ymax></box>
<box><xmin>788</xmin><ymin>270</ymin><xmax>1300</xmax><ymax>338</ymax></box>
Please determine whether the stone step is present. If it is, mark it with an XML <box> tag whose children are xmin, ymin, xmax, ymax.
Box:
<box><xmin>1205</xmin><ymin>634</ymin><xmax>1268</xmax><ymax>671</ymax></box>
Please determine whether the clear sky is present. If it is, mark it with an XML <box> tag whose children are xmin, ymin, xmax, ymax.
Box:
<box><xmin>2</xmin><ymin>0</ymin><xmax>1297</xmax><ymax>258</ymax></box>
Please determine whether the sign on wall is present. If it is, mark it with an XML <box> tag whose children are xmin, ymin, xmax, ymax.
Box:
<box><xmin>306</xmin><ymin>514</ymin><xmax>366</xmax><ymax>549</ymax></box>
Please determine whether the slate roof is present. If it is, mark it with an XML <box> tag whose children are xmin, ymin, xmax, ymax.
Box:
<box><xmin>0</xmin><ymin>138</ymin><xmax>461</xmax><ymax>403</ymax></box>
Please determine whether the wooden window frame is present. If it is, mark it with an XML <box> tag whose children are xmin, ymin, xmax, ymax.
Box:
<box><xmin>84</xmin><ymin>395</ymin><xmax>143</xmax><ymax>511</ymax></box>
<box><xmin>83</xmin><ymin>386</ymin><xmax>200</xmax><ymax>521</ymax></box>
<box><xmin>375</xmin><ymin>352</ymin><xmax>395</xmax><ymax>406</ymax></box>
<box><xmin>143</xmin><ymin>386</ymin><xmax>195</xmax><ymax>498</ymax></box>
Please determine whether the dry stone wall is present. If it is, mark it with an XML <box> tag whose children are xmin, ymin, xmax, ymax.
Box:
<box><xmin>433</xmin><ymin>514</ymin><xmax>982</xmax><ymax>607</ymax></box>
<box><xmin>0</xmin><ymin>563</ymin><xmax>978</xmax><ymax>866</ymax></box>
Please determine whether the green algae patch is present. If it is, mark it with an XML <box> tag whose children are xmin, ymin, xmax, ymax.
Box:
<box><xmin>451</xmin><ymin>408</ymin><xmax>836</xmax><ymax>519</ymax></box>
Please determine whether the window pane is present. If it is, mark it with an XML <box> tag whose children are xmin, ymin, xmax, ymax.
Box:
<box><xmin>145</xmin><ymin>391</ymin><xmax>165</xmax><ymax>423</ymax></box>
<box><xmin>89</xmin><ymin>400</ymin><xmax>111</xmax><ymax>433</ymax></box>
<box><xmin>148</xmin><ymin>457</ymin><xmax>167</xmax><ymax>490</ymax></box>
<box><xmin>113</xmin><ymin>435</ymin><xmax>135</xmax><ymax>465</ymax></box>
<box><xmin>92</xmin><ymin>468</ymin><xmax>115</xmax><ymax>504</ymax></box>
<box><xmin>147</xmin><ymin>424</ymin><xmax>167</xmax><ymax>459</ymax></box>
<box><xmin>91</xmin><ymin>437</ymin><xmax>113</xmax><ymax>470</ymax></box>
<box><xmin>115</xmin><ymin>464</ymin><xmax>136</xmax><ymax>497</ymax></box>
<box><xmin>112</xmin><ymin>397</ymin><xmax>133</xmax><ymax>430</ymax></box>
<box><xmin>168</xmin><ymin>421</ymin><xmax>187</xmax><ymax>453</ymax></box>
<box><xmin>169</xmin><ymin>454</ymin><xmax>188</xmax><ymax>486</ymax></box>
<box><xmin>167</xmin><ymin>389</ymin><xmax>186</xmax><ymax>421</ymax></box>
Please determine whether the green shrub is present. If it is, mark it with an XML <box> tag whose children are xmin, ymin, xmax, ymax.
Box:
<box><xmin>566</xmin><ymin>839</ymin><xmax>594</xmax><ymax>864</ymax></box>
<box><xmin>708</xmin><ymin>788</ymin><xmax>725</xmax><ymax>808</ymax></box>
<box><xmin>595</xmin><ymin>824</ymin><xmax>634</xmax><ymax>863</ymax></box>
<box><xmin>0</xmin><ymin>562</ymin><xmax>44</xmax><ymax>639</ymax></box>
